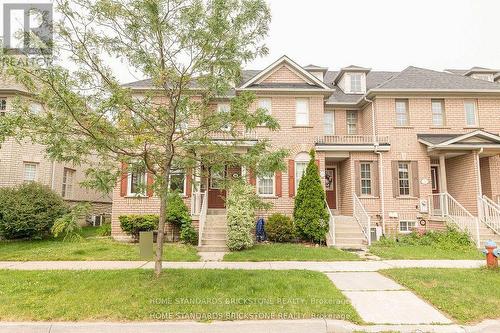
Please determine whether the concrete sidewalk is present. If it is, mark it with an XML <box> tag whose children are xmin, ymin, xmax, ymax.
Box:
<box><xmin>0</xmin><ymin>319</ymin><xmax>499</xmax><ymax>333</ymax></box>
<box><xmin>0</xmin><ymin>259</ymin><xmax>484</xmax><ymax>271</ymax></box>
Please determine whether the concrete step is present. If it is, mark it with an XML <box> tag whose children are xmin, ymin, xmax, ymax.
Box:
<box><xmin>203</xmin><ymin>226</ymin><xmax>227</xmax><ymax>232</ymax></box>
<box><xmin>336</xmin><ymin>239</ymin><xmax>366</xmax><ymax>246</ymax></box>
<box><xmin>203</xmin><ymin>231</ymin><xmax>227</xmax><ymax>238</ymax></box>
<box><xmin>336</xmin><ymin>244</ymin><xmax>367</xmax><ymax>250</ymax></box>
<box><xmin>198</xmin><ymin>245</ymin><xmax>228</xmax><ymax>252</ymax></box>
<box><xmin>335</xmin><ymin>231</ymin><xmax>364</xmax><ymax>238</ymax></box>
<box><xmin>207</xmin><ymin>209</ymin><xmax>226</xmax><ymax>215</ymax></box>
<box><xmin>201</xmin><ymin>240</ymin><xmax>227</xmax><ymax>246</ymax></box>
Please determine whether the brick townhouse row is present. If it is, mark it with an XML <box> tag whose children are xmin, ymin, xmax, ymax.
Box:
<box><xmin>0</xmin><ymin>78</ymin><xmax>112</xmax><ymax>219</ymax></box>
<box><xmin>23</xmin><ymin>55</ymin><xmax>500</xmax><ymax>247</ymax></box>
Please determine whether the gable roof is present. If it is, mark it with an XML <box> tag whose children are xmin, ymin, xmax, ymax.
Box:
<box><xmin>239</xmin><ymin>55</ymin><xmax>332</xmax><ymax>90</ymax></box>
<box><xmin>371</xmin><ymin>66</ymin><xmax>500</xmax><ymax>92</ymax></box>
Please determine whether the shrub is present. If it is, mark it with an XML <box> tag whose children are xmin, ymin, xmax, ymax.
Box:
<box><xmin>293</xmin><ymin>150</ymin><xmax>329</xmax><ymax>243</ymax></box>
<box><xmin>374</xmin><ymin>225</ymin><xmax>474</xmax><ymax>249</ymax></box>
<box><xmin>166</xmin><ymin>192</ymin><xmax>197</xmax><ymax>244</ymax></box>
<box><xmin>266</xmin><ymin>213</ymin><xmax>295</xmax><ymax>242</ymax></box>
<box><xmin>119</xmin><ymin>214</ymin><xmax>158</xmax><ymax>240</ymax></box>
<box><xmin>97</xmin><ymin>222</ymin><xmax>112</xmax><ymax>236</ymax></box>
<box><xmin>51</xmin><ymin>203</ymin><xmax>91</xmax><ymax>242</ymax></box>
<box><xmin>0</xmin><ymin>182</ymin><xmax>68</xmax><ymax>239</ymax></box>
<box><xmin>226</xmin><ymin>180</ymin><xmax>268</xmax><ymax>251</ymax></box>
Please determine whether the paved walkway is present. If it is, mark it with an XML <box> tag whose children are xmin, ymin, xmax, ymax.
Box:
<box><xmin>0</xmin><ymin>259</ymin><xmax>484</xmax><ymax>271</ymax></box>
<box><xmin>1</xmin><ymin>319</ymin><xmax>499</xmax><ymax>333</ymax></box>
<box><xmin>327</xmin><ymin>272</ymin><xmax>451</xmax><ymax>324</ymax></box>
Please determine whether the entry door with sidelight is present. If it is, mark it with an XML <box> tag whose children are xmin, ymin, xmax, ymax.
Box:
<box><xmin>430</xmin><ymin>166</ymin><xmax>441</xmax><ymax>213</ymax></box>
<box><xmin>325</xmin><ymin>168</ymin><xmax>337</xmax><ymax>209</ymax></box>
<box><xmin>207</xmin><ymin>166</ymin><xmax>242</xmax><ymax>208</ymax></box>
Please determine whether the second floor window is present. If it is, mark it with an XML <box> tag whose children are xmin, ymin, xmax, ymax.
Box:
<box><xmin>217</xmin><ymin>103</ymin><xmax>231</xmax><ymax>131</ymax></box>
<box><xmin>295</xmin><ymin>98</ymin><xmax>309</xmax><ymax>126</ymax></box>
<box><xmin>350</xmin><ymin>73</ymin><xmax>362</xmax><ymax>93</ymax></box>
<box><xmin>431</xmin><ymin>99</ymin><xmax>445</xmax><ymax>126</ymax></box>
<box><xmin>257</xmin><ymin>173</ymin><xmax>275</xmax><ymax>196</ymax></box>
<box><xmin>0</xmin><ymin>98</ymin><xmax>6</xmax><ymax>116</ymax></box>
<box><xmin>323</xmin><ymin>112</ymin><xmax>334</xmax><ymax>135</ymax></box>
<box><xmin>346</xmin><ymin>111</ymin><xmax>357</xmax><ymax>135</ymax></box>
<box><xmin>464</xmin><ymin>100</ymin><xmax>478</xmax><ymax>127</ymax></box>
<box><xmin>398</xmin><ymin>162</ymin><xmax>411</xmax><ymax>196</ymax></box>
<box><xmin>258</xmin><ymin>98</ymin><xmax>272</xmax><ymax>115</ymax></box>
<box><xmin>395</xmin><ymin>99</ymin><xmax>409</xmax><ymax>126</ymax></box>
<box><xmin>62</xmin><ymin>168</ymin><xmax>75</xmax><ymax>198</ymax></box>
<box><xmin>360</xmin><ymin>162</ymin><xmax>372</xmax><ymax>195</ymax></box>
<box><xmin>23</xmin><ymin>162</ymin><xmax>38</xmax><ymax>182</ymax></box>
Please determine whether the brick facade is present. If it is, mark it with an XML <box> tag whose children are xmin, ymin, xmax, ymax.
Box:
<box><xmin>111</xmin><ymin>57</ymin><xmax>500</xmax><ymax>239</ymax></box>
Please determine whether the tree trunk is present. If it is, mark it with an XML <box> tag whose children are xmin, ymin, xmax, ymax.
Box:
<box><xmin>154</xmin><ymin>163</ymin><xmax>171</xmax><ymax>277</ymax></box>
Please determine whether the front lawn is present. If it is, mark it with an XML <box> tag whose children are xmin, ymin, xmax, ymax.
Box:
<box><xmin>369</xmin><ymin>244</ymin><xmax>483</xmax><ymax>260</ymax></box>
<box><xmin>0</xmin><ymin>227</ymin><xmax>199</xmax><ymax>261</ymax></box>
<box><xmin>382</xmin><ymin>268</ymin><xmax>500</xmax><ymax>323</ymax></box>
<box><xmin>223</xmin><ymin>243</ymin><xmax>361</xmax><ymax>261</ymax></box>
<box><xmin>0</xmin><ymin>269</ymin><xmax>361</xmax><ymax>322</ymax></box>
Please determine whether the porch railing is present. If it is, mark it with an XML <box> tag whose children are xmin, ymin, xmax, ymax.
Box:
<box><xmin>478</xmin><ymin>195</ymin><xmax>500</xmax><ymax>237</ymax></box>
<box><xmin>325</xmin><ymin>199</ymin><xmax>335</xmax><ymax>246</ymax></box>
<box><xmin>194</xmin><ymin>192</ymin><xmax>208</xmax><ymax>247</ymax></box>
<box><xmin>316</xmin><ymin>135</ymin><xmax>390</xmax><ymax>145</ymax></box>
<box><xmin>353</xmin><ymin>193</ymin><xmax>371</xmax><ymax>245</ymax></box>
<box><xmin>429</xmin><ymin>193</ymin><xmax>480</xmax><ymax>247</ymax></box>
<box><xmin>208</xmin><ymin>129</ymin><xmax>257</xmax><ymax>141</ymax></box>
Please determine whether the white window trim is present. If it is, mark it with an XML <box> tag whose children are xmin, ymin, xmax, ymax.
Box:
<box><xmin>127</xmin><ymin>171</ymin><xmax>148</xmax><ymax>197</ymax></box>
<box><xmin>295</xmin><ymin>98</ymin><xmax>310</xmax><ymax>126</ymax></box>
<box><xmin>350</xmin><ymin>73</ymin><xmax>363</xmax><ymax>93</ymax></box>
<box><xmin>258</xmin><ymin>98</ymin><xmax>272</xmax><ymax>115</ymax></box>
<box><xmin>464</xmin><ymin>100</ymin><xmax>479</xmax><ymax>127</ymax></box>
<box><xmin>324</xmin><ymin>111</ymin><xmax>335</xmax><ymax>135</ymax></box>
<box><xmin>395</xmin><ymin>99</ymin><xmax>409</xmax><ymax>126</ymax></box>
<box><xmin>23</xmin><ymin>162</ymin><xmax>38</xmax><ymax>182</ymax></box>
<box><xmin>294</xmin><ymin>160</ymin><xmax>309</xmax><ymax>194</ymax></box>
<box><xmin>399</xmin><ymin>220</ymin><xmax>417</xmax><ymax>233</ymax></box>
<box><xmin>346</xmin><ymin>111</ymin><xmax>357</xmax><ymax>135</ymax></box>
<box><xmin>431</xmin><ymin>99</ymin><xmax>445</xmax><ymax>127</ymax></box>
<box><xmin>398</xmin><ymin>162</ymin><xmax>411</xmax><ymax>197</ymax></box>
<box><xmin>360</xmin><ymin>162</ymin><xmax>373</xmax><ymax>196</ymax></box>
<box><xmin>169</xmin><ymin>171</ymin><xmax>187</xmax><ymax>196</ymax></box>
<box><xmin>257</xmin><ymin>173</ymin><xmax>275</xmax><ymax>197</ymax></box>
<box><xmin>218</xmin><ymin>103</ymin><xmax>231</xmax><ymax>131</ymax></box>
<box><xmin>62</xmin><ymin>168</ymin><xmax>75</xmax><ymax>198</ymax></box>
<box><xmin>0</xmin><ymin>98</ymin><xmax>6</xmax><ymax>112</ymax></box>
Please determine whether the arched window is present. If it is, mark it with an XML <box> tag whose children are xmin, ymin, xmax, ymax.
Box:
<box><xmin>294</xmin><ymin>152</ymin><xmax>310</xmax><ymax>192</ymax></box>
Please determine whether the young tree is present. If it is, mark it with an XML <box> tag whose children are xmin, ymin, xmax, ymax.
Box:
<box><xmin>0</xmin><ymin>0</ymin><xmax>286</xmax><ymax>276</ymax></box>
<box><xmin>293</xmin><ymin>150</ymin><xmax>329</xmax><ymax>243</ymax></box>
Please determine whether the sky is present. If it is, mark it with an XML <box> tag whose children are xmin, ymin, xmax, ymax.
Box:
<box><xmin>1</xmin><ymin>0</ymin><xmax>500</xmax><ymax>83</ymax></box>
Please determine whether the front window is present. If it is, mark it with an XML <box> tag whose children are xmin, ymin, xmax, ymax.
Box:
<box><xmin>431</xmin><ymin>100</ymin><xmax>445</xmax><ymax>126</ymax></box>
<box><xmin>23</xmin><ymin>162</ymin><xmax>37</xmax><ymax>182</ymax></box>
<box><xmin>295</xmin><ymin>161</ymin><xmax>308</xmax><ymax>193</ymax></box>
<box><xmin>350</xmin><ymin>73</ymin><xmax>362</xmax><ymax>93</ymax></box>
<box><xmin>323</xmin><ymin>112</ymin><xmax>334</xmax><ymax>135</ymax></box>
<box><xmin>360</xmin><ymin>163</ymin><xmax>372</xmax><ymax>195</ymax></box>
<box><xmin>258</xmin><ymin>98</ymin><xmax>272</xmax><ymax>115</ymax></box>
<box><xmin>29</xmin><ymin>102</ymin><xmax>43</xmax><ymax>115</ymax></box>
<box><xmin>217</xmin><ymin>103</ymin><xmax>231</xmax><ymax>131</ymax></box>
<box><xmin>398</xmin><ymin>162</ymin><xmax>411</xmax><ymax>196</ymax></box>
<box><xmin>257</xmin><ymin>173</ymin><xmax>275</xmax><ymax>196</ymax></box>
<box><xmin>399</xmin><ymin>220</ymin><xmax>416</xmax><ymax>233</ymax></box>
<box><xmin>346</xmin><ymin>111</ymin><xmax>357</xmax><ymax>135</ymax></box>
<box><xmin>295</xmin><ymin>98</ymin><xmax>309</xmax><ymax>126</ymax></box>
<box><xmin>128</xmin><ymin>170</ymin><xmax>147</xmax><ymax>196</ymax></box>
<box><xmin>169</xmin><ymin>170</ymin><xmax>186</xmax><ymax>195</ymax></box>
<box><xmin>62</xmin><ymin>168</ymin><xmax>75</xmax><ymax>198</ymax></box>
<box><xmin>395</xmin><ymin>99</ymin><xmax>409</xmax><ymax>126</ymax></box>
<box><xmin>464</xmin><ymin>100</ymin><xmax>478</xmax><ymax>126</ymax></box>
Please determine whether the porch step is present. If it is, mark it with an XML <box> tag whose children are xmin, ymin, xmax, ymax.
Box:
<box><xmin>332</xmin><ymin>215</ymin><xmax>367</xmax><ymax>250</ymax></box>
<box><xmin>198</xmin><ymin>245</ymin><xmax>229</xmax><ymax>252</ymax></box>
<box><xmin>203</xmin><ymin>231</ymin><xmax>227</xmax><ymax>238</ymax></box>
<box><xmin>207</xmin><ymin>209</ymin><xmax>226</xmax><ymax>215</ymax></box>
<box><xmin>201</xmin><ymin>239</ymin><xmax>227</xmax><ymax>246</ymax></box>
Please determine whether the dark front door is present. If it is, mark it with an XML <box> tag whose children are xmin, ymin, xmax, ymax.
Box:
<box><xmin>325</xmin><ymin>168</ymin><xmax>337</xmax><ymax>209</ymax></box>
<box><xmin>208</xmin><ymin>166</ymin><xmax>241</xmax><ymax>208</ymax></box>
<box><xmin>430</xmin><ymin>166</ymin><xmax>440</xmax><ymax>212</ymax></box>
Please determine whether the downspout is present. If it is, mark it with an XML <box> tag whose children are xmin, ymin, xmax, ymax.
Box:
<box><xmin>476</xmin><ymin>148</ymin><xmax>483</xmax><ymax>197</ymax></box>
<box><xmin>364</xmin><ymin>96</ymin><xmax>386</xmax><ymax>235</ymax></box>
<box><xmin>50</xmin><ymin>160</ymin><xmax>56</xmax><ymax>190</ymax></box>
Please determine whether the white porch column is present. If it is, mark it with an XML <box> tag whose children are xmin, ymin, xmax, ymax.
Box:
<box><xmin>439</xmin><ymin>154</ymin><xmax>447</xmax><ymax>193</ymax></box>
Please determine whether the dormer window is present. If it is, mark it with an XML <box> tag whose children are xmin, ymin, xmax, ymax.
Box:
<box><xmin>350</xmin><ymin>73</ymin><xmax>363</xmax><ymax>93</ymax></box>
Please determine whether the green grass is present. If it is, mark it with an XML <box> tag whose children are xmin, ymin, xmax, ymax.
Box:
<box><xmin>0</xmin><ymin>269</ymin><xmax>361</xmax><ymax>322</ymax></box>
<box><xmin>0</xmin><ymin>227</ymin><xmax>199</xmax><ymax>261</ymax></box>
<box><xmin>382</xmin><ymin>268</ymin><xmax>500</xmax><ymax>323</ymax></box>
<box><xmin>369</xmin><ymin>244</ymin><xmax>483</xmax><ymax>260</ymax></box>
<box><xmin>223</xmin><ymin>243</ymin><xmax>361</xmax><ymax>261</ymax></box>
